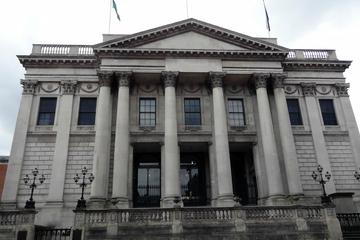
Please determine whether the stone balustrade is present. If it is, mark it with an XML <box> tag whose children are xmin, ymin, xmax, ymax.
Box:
<box><xmin>31</xmin><ymin>44</ymin><xmax>94</xmax><ymax>56</ymax></box>
<box><xmin>73</xmin><ymin>206</ymin><xmax>341</xmax><ymax>239</ymax></box>
<box><xmin>0</xmin><ymin>210</ymin><xmax>36</xmax><ymax>240</ymax></box>
<box><xmin>286</xmin><ymin>49</ymin><xmax>337</xmax><ymax>60</ymax></box>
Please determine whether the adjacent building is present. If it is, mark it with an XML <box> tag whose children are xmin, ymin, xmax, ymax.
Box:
<box><xmin>2</xmin><ymin>19</ymin><xmax>359</xmax><ymax>235</ymax></box>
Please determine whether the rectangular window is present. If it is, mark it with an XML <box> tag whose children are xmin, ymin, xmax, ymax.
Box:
<box><xmin>286</xmin><ymin>99</ymin><xmax>303</xmax><ymax>125</ymax></box>
<box><xmin>319</xmin><ymin>99</ymin><xmax>337</xmax><ymax>125</ymax></box>
<box><xmin>139</xmin><ymin>98</ymin><xmax>156</xmax><ymax>127</ymax></box>
<box><xmin>78</xmin><ymin>98</ymin><xmax>97</xmax><ymax>125</ymax></box>
<box><xmin>184</xmin><ymin>98</ymin><xmax>201</xmax><ymax>126</ymax></box>
<box><xmin>37</xmin><ymin>97</ymin><xmax>57</xmax><ymax>125</ymax></box>
<box><xmin>228</xmin><ymin>99</ymin><xmax>245</xmax><ymax>127</ymax></box>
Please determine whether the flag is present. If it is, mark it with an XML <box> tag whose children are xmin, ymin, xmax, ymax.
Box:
<box><xmin>262</xmin><ymin>0</ymin><xmax>270</xmax><ymax>32</ymax></box>
<box><xmin>113</xmin><ymin>0</ymin><xmax>121</xmax><ymax>21</ymax></box>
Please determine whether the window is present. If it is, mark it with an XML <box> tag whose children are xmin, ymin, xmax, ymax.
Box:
<box><xmin>286</xmin><ymin>99</ymin><xmax>303</xmax><ymax>125</ymax></box>
<box><xmin>184</xmin><ymin>98</ymin><xmax>201</xmax><ymax>126</ymax></box>
<box><xmin>319</xmin><ymin>99</ymin><xmax>337</xmax><ymax>125</ymax></box>
<box><xmin>78</xmin><ymin>98</ymin><xmax>97</xmax><ymax>125</ymax></box>
<box><xmin>227</xmin><ymin>99</ymin><xmax>245</xmax><ymax>127</ymax></box>
<box><xmin>37</xmin><ymin>97</ymin><xmax>57</xmax><ymax>125</ymax></box>
<box><xmin>139</xmin><ymin>98</ymin><xmax>156</xmax><ymax>127</ymax></box>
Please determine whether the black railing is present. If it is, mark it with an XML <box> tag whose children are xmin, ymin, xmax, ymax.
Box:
<box><xmin>337</xmin><ymin>213</ymin><xmax>360</xmax><ymax>239</ymax></box>
<box><xmin>35</xmin><ymin>227</ymin><xmax>72</xmax><ymax>240</ymax></box>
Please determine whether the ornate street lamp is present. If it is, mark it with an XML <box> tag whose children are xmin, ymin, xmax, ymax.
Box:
<box><xmin>23</xmin><ymin>168</ymin><xmax>45</xmax><ymax>209</ymax></box>
<box><xmin>73</xmin><ymin>167</ymin><xmax>94</xmax><ymax>210</ymax></box>
<box><xmin>312</xmin><ymin>164</ymin><xmax>332</xmax><ymax>205</ymax></box>
<box><xmin>354</xmin><ymin>169</ymin><xmax>360</xmax><ymax>181</ymax></box>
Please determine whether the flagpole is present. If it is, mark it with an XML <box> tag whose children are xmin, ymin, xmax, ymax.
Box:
<box><xmin>186</xmin><ymin>0</ymin><xmax>189</xmax><ymax>18</ymax></box>
<box><xmin>262</xmin><ymin>0</ymin><xmax>271</xmax><ymax>38</ymax></box>
<box><xmin>108</xmin><ymin>0</ymin><xmax>112</xmax><ymax>33</ymax></box>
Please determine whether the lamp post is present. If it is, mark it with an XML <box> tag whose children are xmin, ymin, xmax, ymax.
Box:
<box><xmin>311</xmin><ymin>164</ymin><xmax>332</xmax><ymax>205</ymax></box>
<box><xmin>73</xmin><ymin>167</ymin><xmax>94</xmax><ymax>210</ymax></box>
<box><xmin>23</xmin><ymin>168</ymin><xmax>45</xmax><ymax>209</ymax></box>
<box><xmin>354</xmin><ymin>169</ymin><xmax>360</xmax><ymax>181</ymax></box>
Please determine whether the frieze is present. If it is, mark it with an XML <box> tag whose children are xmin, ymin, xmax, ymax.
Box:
<box><xmin>315</xmin><ymin>85</ymin><xmax>335</xmax><ymax>96</ymax></box>
<box><xmin>226</xmin><ymin>85</ymin><xmax>246</xmax><ymax>95</ymax></box>
<box><xmin>115</xmin><ymin>71</ymin><xmax>132</xmax><ymax>87</ymax></box>
<box><xmin>300</xmin><ymin>82</ymin><xmax>316</xmax><ymax>96</ymax></box>
<box><xmin>78</xmin><ymin>83</ymin><xmax>99</xmax><ymax>94</ymax></box>
<box><xmin>209</xmin><ymin>72</ymin><xmax>226</xmax><ymax>88</ymax></box>
<box><xmin>335</xmin><ymin>83</ymin><xmax>350</xmax><ymax>97</ymax></box>
<box><xmin>138</xmin><ymin>84</ymin><xmax>158</xmax><ymax>94</ymax></box>
<box><xmin>271</xmin><ymin>73</ymin><xmax>287</xmax><ymax>89</ymax></box>
<box><xmin>21</xmin><ymin>79</ymin><xmax>38</xmax><ymax>95</ymax></box>
<box><xmin>284</xmin><ymin>85</ymin><xmax>300</xmax><ymax>95</ymax></box>
<box><xmin>39</xmin><ymin>83</ymin><xmax>60</xmax><ymax>94</ymax></box>
<box><xmin>161</xmin><ymin>71</ymin><xmax>178</xmax><ymax>88</ymax></box>
<box><xmin>183</xmin><ymin>84</ymin><xmax>202</xmax><ymax>94</ymax></box>
<box><xmin>252</xmin><ymin>73</ymin><xmax>269</xmax><ymax>89</ymax></box>
<box><xmin>97</xmin><ymin>71</ymin><xmax>113</xmax><ymax>87</ymax></box>
<box><xmin>61</xmin><ymin>81</ymin><xmax>77</xmax><ymax>95</ymax></box>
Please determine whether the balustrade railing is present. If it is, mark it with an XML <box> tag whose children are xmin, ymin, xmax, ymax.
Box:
<box><xmin>0</xmin><ymin>210</ymin><xmax>36</xmax><ymax>226</ymax></box>
<box><xmin>286</xmin><ymin>49</ymin><xmax>337</xmax><ymax>60</ymax></box>
<box><xmin>32</xmin><ymin>44</ymin><xmax>94</xmax><ymax>56</ymax></box>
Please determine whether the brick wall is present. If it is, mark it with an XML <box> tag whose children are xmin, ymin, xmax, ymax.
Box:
<box><xmin>63</xmin><ymin>135</ymin><xmax>94</xmax><ymax>204</ymax></box>
<box><xmin>294</xmin><ymin>135</ymin><xmax>321</xmax><ymax>194</ymax></box>
<box><xmin>18</xmin><ymin>135</ymin><xmax>55</xmax><ymax>203</ymax></box>
<box><xmin>325</xmin><ymin>135</ymin><xmax>359</xmax><ymax>191</ymax></box>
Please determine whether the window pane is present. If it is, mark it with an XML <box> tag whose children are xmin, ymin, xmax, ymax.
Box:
<box><xmin>78</xmin><ymin>98</ymin><xmax>97</xmax><ymax>125</ymax></box>
<box><xmin>227</xmin><ymin>99</ymin><xmax>245</xmax><ymax>127</ymax></box>
<box><xmin>319</xmin><ymin>99</ymin><xmax>337</xmax><ymax>125</ymax></box>
<box><xmin>37</xmin><ymin>98</ymin><xmax>57</xmax><ymax>125</ymax></box>
<box><xmin>286</xmin><ymin>99</ymin><xmax>303</xmax><ymax>125</ymax></box>
<box><xmin>139</xmin><ymin>98</ymin><xmax>156</xmax><ymax>126</ymax></box>
<box><xmin>184</xmin><ymin>98</ymin><xmax>201</xmax><ymax>126</ymax></box>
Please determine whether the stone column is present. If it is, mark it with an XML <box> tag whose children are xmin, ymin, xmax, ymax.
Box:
<box><xmin>90</xmin><ymin>71</ymin><xmax>113</xmax><ymax>206</ymax></box>
<box><xmin>1</xmin><ymin>80</ymin><xmax>37</xmax><ymax>207</ymax></box>
<box><xmin>208</xmin><ymin>142</ymin><xmax>218</xmax><ymax>206</ymax></box>
<box><xmin>301</xmin><ymin>82</ymin><xmax>336</xmax><ymax>195</ymax></box>
<box><xmin>161</xmin><ymin>71</ymin><xmax>181</xmax><ymax>208</ymax></box>
<box><xmin>253</xmin><ymin>73</ymin><xmax>285</xmax><ymax>204</ymax></box>
<box><xmin>47</xmin><ymin>81</ymin><xmax>77</xmax><ymax>204</ymax></box>
<box><xmin>335</xmin><ymin>83</ymin><xmax>360</xmax><ymax>168</ymax></box>
<box><xmin>112</xmin><ymin>72</ymin><xmax>132</xmax><ymax>208</ymax></box>
<box><xmin>272</xmin><ymin>74</ymin><xmax>303</xmax><ymax>196</ymax></box>
<box><xmin>209</xmin><ymin>72</ymin><xmax>234</xmax><ymax>207</ymax></box>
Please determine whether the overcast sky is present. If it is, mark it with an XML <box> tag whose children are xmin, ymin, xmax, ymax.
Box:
<box><xmin>0</xmin><ymin>0</ymin><xmax>359</xmax><ymax>155</ymax></box>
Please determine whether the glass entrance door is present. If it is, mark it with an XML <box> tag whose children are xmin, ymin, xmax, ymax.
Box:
<box><xmin>133</xmin><ymin>154</ymin><xmax>160</xmax><ymax>207</ymax></box>
<box><xmin>180</xmin><ymin>153</ymin><xmax>206</xmax><ymax>206</ymax></box>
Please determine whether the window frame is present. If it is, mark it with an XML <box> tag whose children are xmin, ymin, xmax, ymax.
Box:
<box><xmin>286</xmin><ymin>98</ymin><xmax>303</xmax><ymax>126</ymax></box>
<box><xmin>37</xmin><ymin>97</ymin><xmax>57</xmax><ymax>125</ymax></box>
<box><xmin>78</xmin><ymin>97</ymin><xmax>97</xmax><ymax>125</ymax></box>
<box><xmin>227</xmin><ymin>98</ymin><xmax>246</xmax><ymax>127</ymax></box>
<box><xmin>184</xmin><ymin>98</ymin><xmax>202</xmax><ymax>126</ymax></box>
<box><xmin>139</xmin><ymin>97</ymin><xmax>156</xmax><ymax>127</ymax></box>
<box><xmin>319</xmin><ymin>99</ymin><xmax>338</xmax><ymax>126</ymax></box>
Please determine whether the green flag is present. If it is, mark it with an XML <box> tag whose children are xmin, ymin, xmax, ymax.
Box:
<box><xmin>113</xmin><ymin>0</ymin><xmax>120</xmax><ymax>21</ymax></box>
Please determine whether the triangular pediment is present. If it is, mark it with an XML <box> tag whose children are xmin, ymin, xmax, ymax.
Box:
<box><xmin>95</xmin><ymin>18</ymin><xmax>288</xmax><ymax>52</ymax></box>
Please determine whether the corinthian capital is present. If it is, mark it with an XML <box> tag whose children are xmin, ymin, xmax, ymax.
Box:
<box><xmin>272</xmin><ymin>73</ymin><xmax>287</xmax><ymax>89</ymax></box>
<box><xmin>161</xmin><ymin>71</ymin><xmax>178</xmax><ymax>88</ymax></box>
<box><xmin>115</xmin><ymin>71</ymin><xmax>132</xmax><ymax>87</ymax></box>
<box><xmin>209</xmin><ymin>72</ymin><xmax>226</xmax><ymax>88</ymax></box>
<box><xmin>252</xmin><ymin>73</ymin><xmax>269</xmax><ymax>89</ymax></box>
<box><xmin>97</xmin><ymin>71</ymin><xmax>113</xmax><ymax>87</ymax></box>
<box><xmin>335</xmin><ymin>83</ymin><xmax>349</xmax><ymax>97</ymax></box>
<box><xmin>21</xmin><ymin>79</ymin><xmax>38</xmax><ymax>95</ymax></box>
<box><xmin>300</xmin><ymin>82</ymin><xmax>316</xmax><ymax>96</ymax></box>
<box><xmin>61</xmin><ymin>80</ymin><xmax>77</xmax><ymax>95</ymax></box>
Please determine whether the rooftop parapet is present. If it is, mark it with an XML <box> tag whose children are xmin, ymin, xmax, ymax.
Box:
<box><xmin>286</xmin><ymin>49</ymin><xmax>337</xmax><ymax>60</ymax></box>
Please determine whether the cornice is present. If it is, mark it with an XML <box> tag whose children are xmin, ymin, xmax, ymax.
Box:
<box><xmin>282</xmin><ymin>60</ymin><xmax>351</xmax><ymax>72</ymax></box>
<box><xmin>95</xmin><ymin>18</ymin><xmax>288</xmax><ymax>51</ymax></box>
<box><xmin>17</xmin><ymin>55</ymin><xmax>97</xmax><ymax>68</ymax></box>
<box><xmin>94</xmin><ymin>48</ymin><xmax>288</xmax><ymax>60</ymax></box>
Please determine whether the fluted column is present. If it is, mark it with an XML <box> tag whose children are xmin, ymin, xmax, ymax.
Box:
<box><xmin>47</xmin><ymin>81</ymin><xmax>77</xmax><ymax>204</ymax></box>
<box><xmin>161</xmin><ymin>71</ymin><xmax>181</xmax><ymax>208</ymax></box>
<box><xmin>253</xmin><ymin>73</ymin><xmax>285</xmax><ymax>204</ymax></box>
<box><xmin>272</xmin><ymin>74</ymin><xmax>303</xmax><ymax>196</ymax></box>
<box><xmin>301</xmin><ymin>82</ymin><xmax>336</xmax><ymax>195</ymax></box>
<box><xmin>112</xmin><ymin>71</ymin><xmax>132</xmax><ymax>208</ymax></box>
<box><xmin>90</xmin><ymin>71</ymin><xmax>113</xmax><ymax>207</ymax></box>
<box><xmin>2</xmin><ymin>80</ymin><xmax>37</xmax><ymax>207</ymax></box>
<box><xmin>209</xmin><ymin>72</ymin><xmax>234</xmax><ymax>207</ymax></box>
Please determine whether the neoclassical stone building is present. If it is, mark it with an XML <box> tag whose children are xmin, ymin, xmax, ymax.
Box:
<box><xmin>2</xmin><ymin>18</ymin><xmax>359</xmax><ymax>238</ymax></box>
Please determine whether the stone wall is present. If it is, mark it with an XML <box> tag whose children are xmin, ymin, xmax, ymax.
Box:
<box><xmin>17</xmin><ymin>135</ymin><xmax>55</xmax><ymax>205</ymax></box>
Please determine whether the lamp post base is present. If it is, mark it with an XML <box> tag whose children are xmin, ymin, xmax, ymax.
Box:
<box><xmin>76</xmin><ymin>199</ymin><xmax>87</xmax><ymax>210</ymax></box>
<box><xmin>321</xmin><ymin>195</ymin><xmax>332</xmax><ymax>206</ymax></box>
<box><xmin>24</xmin><ymin>200</ymin><xmax>35</xmax><ymax>209</ymax></box>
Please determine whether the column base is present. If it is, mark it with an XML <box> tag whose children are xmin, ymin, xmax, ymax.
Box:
<box><xmin>111</xmin><ymin>197</ymin><xmax>129</xmax><ymax>209</ymax></box>
<box><xmin>161</xmin><ymin>196</ymin><xmax>183</xmax><ymax>208</ymax></box>
<box><xmin>216</xmin><ymin>194</ymin><xmax>235</xmax><ymax>207</ymax></box>
<box><xmin>88</xmin><ymin>197</ymin><xmax>106</xmax><ymax>209</ymax></box>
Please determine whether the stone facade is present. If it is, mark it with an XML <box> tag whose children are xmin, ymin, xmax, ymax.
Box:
<box><xmin>1</xmin><ymin>18</ymin><xmax>359</xmax><ymax>238</ymax></box>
